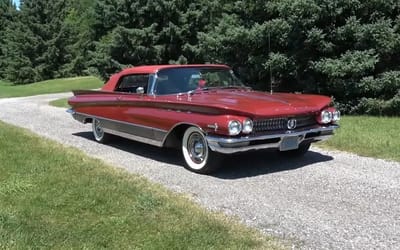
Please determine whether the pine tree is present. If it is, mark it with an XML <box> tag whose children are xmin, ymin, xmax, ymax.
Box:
<box><xmin>0</xmin><ymin>0</ymin><xmax>16</xmax><ymax>79</ymax></box>
<box><xmin>1</xmin><ymin>0</ymin><xmax>89</xmax><ymax>83</ymax></box>
<box><xmin>88</xmin><ymin>0</ymin><xmax>222</xmax><ymax>79</ymax></box>
<box><xmin>60</xmin><ymin>0</ymin><xmax>96</xmax><ymax>76</ymax></box>
<box><xmin>197</xmin><ymin>0</ymin><xmax>400</xmax><ymax>115</ymax></box>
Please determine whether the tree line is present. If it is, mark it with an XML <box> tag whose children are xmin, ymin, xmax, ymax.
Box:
<box><xmin>1</xmin><ymin>0</ymin><xmax>399</xmax><ymax>115</ymax></box>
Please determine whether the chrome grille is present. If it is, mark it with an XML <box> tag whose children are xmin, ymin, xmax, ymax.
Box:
<box><xmin>253</xmin><ymin>118</ymin><xmax>287</xmax><ymax>132</ymax></box>
<box><xmin>253</xmin><ymin>115</ymin><xmax>316</xmax><ymax>132</ymax></box>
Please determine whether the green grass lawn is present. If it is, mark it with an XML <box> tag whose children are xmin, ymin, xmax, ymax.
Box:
<box><xmin>49</xmin><ymin>97</ymin><xmax>70</xmax><ymax>108</ymax></box>
<box><xmin>319</xmin><ymin>116</ymin><xmax>400</xmax><ymax>162</ymax></box>
<box><xmin>0</xmin><ymin>76</ymin><xmax>103</xmax><ymax>98</ymax></box>
<box><xmin>0</xmin><ymin>121</ymin><xmax>281</xmax><ymax>249</ymax></box>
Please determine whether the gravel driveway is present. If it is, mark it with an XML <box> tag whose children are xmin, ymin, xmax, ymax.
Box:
<box><xmin>1</xmin><ymin>93</ymin><xmax>399</xmax><ymax>249</ymax></box>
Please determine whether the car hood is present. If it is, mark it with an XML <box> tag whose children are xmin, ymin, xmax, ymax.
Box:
<box><xmin>171</xmin><ymin>89</ymin><xmax>332</xmax><ymax>118</ymax></box>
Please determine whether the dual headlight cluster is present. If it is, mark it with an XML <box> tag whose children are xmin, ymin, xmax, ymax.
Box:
<box><xmin>227</xmin><ymin>110</ymin><xmax>339</xmax><ymax>135</ymax></box>
<box><xmin>228</xmin><ymin>119</ymin><xmax>253</xmax><ymax>135</ymax></box>
<box><xmin>320</xmin><ymin>110</ymin><xmax>341</xmax><ymax>124</ymax></box>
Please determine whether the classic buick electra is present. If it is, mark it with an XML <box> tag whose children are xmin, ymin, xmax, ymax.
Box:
<box><xmin>68</xmin><ymin>64</ymin><xmax>340</xmax><ymax>174</ymax></box>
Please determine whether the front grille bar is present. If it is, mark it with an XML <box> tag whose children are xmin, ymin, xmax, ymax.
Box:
<box><xmin>253</xmin><ymin>116</ymin><xmax>317</xmax><ymax>132</ymax></box>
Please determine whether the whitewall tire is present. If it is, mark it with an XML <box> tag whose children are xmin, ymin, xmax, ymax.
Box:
<box><xmin>182</xmin><ymin>127</ymin><xmax>221</xmax><ymax>174</ymax></box>
<box><xmin>92</xmin><ymin>118</ymin><xmax>111</xmax><ymax>143</ymax></box>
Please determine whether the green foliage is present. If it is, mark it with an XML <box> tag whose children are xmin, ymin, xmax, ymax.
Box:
<box><xmin>358</xmin><ymin>71</ymin><xmax>400</xmax><ymax>98</ymax></box>
<box><xmin>313</xmin><ymin>50</ymin><xmax>378</xmax><ymax>78</ymax></box>
<box><xmin>0</xmin><ymin>0</ymin><xmax>16</xmax><ymax>79</ymax></box>
<box><xmin>346</xmin><ymin>71</ymin><xmax>400</xmax><ymax>115</ymax></box>
<box><xmin>196</xmin><ymin>0</ymin><xmax>400</xmax><ymax>115</ymax></box>
<box><xmin>1</xmin><ymin>0</ymin><xmax>400</xmax><ymax>115</ymax></box>
<box><xmin>352</xmin><ymin>92</ymin><xmax>400</xmax><ymax>116</ymax></box>
<box><xmin>88</xmin><ymin>0</ymin><xmax>224</xmax><ymax>79</ymax></box>
<box><xmin>0</xmin><ymin>0</ymin><xmax>94</xmax><ymax>84</ymax></box>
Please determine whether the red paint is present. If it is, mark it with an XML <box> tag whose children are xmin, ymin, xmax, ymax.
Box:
<box><xmin>69</xmin><ymin>65</ymin><xmax>337</xmax><ymax>136</ymax></box>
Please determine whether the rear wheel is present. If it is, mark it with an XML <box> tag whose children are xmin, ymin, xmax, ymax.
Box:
<box><xmin>182</xmin><ymin>127</ymin><xmax>221</xmax><ymax>174</ymax></box>
<box><xmin>92</xmin><ymin>118</ymin><xmax>111</xmax><ymax>143</ymax></box>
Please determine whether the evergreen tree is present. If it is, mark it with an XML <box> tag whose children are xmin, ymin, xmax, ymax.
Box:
<box><xmin>1</xmin><ymin>0</ymin><xmax>89</xmax><ymax>83</ymax></box>
<box><xmin>60</xmin><ymin>0</ymin><xmax>96</xmax><ymax>76</ymax></box>
<box><xmin>0</xmin><ymin>0</ymin><xmax>16</xmax><ymax>79</ymax></box>
<box><xmin>0</xmin><ymin>0</ymin><xmax>399</xmax><ymax>115</ymax></box>
<box><xmin>198</xmin><ymin>0</ymin><xmax>400</xmax><ymax>115</ymax></box>
<box><xmin>88</xmin><ymin>0</ymin><xmax>223</xmax><ymax>79</ymax></box>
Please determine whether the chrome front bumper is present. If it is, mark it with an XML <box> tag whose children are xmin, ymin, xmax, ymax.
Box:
<box><xmin>206</xmin><ymin>125</ymin><xmax>339</xmax><ymax>154</ymax></box>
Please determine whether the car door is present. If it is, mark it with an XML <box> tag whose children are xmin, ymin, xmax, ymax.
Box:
<box><xmin>115</xmin><ymin>74</ymin><xmax>164</xmax><ymax>142</ymax></box>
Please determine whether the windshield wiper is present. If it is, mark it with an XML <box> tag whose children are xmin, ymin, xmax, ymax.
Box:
<box><xmin>204</xmin><ymin>86</ymin><xmax>251</xmax><ymax>90</ymax></box>
<box><xmin>187</xmin><ymin>86</ymin><xmax>250</xmax><ymax>95</ymax></box>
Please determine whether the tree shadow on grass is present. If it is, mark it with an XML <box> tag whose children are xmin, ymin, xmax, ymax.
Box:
<box><xmin>73</xmin><ymin>131</ymin><xmax>334</xmax><ymax>179</ymax></box>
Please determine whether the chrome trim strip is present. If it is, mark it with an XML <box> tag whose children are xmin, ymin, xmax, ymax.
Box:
<box><xmin>66</xmin><ymin>108</ymin><xmax>75</xmax><ymax>114</ymax></box>
<box><xmin>69</xmin><ymin>111</ymin><xmax>167</xmax><ymax>147</ymax></box>
<box><xmin>102</xmin><ymin>128</ymin><xmax>163</xmax><ymax>147</ymax></box>
<box><xmin>72</xmin><ymin>112</ymin><xmax>167</xmax><ymax>134</ymax></box>
<box><xmin>98</xmin><ymin>115</ymin><xmax>168</xmax><ymax>135</ymax></box>
<box><xmin>206</xmin><ymin>125</ymin><xmax>339</xmax><ymax>154</ymax></box>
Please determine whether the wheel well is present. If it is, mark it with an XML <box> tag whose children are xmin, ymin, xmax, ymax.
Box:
<box><xmin>163</xmin><ymin>124</ymin><xmax>195</xmax><ymax>148</ymax></box>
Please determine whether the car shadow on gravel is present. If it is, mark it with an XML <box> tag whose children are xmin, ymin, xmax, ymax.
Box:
<box><xmin>74</xmin><ymin>132</ymin><xmax>334</xmax><ymax>179</ymax></box>
<box><xmin>73</xmin><ymin>132</ymin><xmax>183</xmax><ymax>165</ymax></box>
<box><xmin>213</xmin><ymin>149</ymin><xmax>333</xmax><ymax>179</ymax></box>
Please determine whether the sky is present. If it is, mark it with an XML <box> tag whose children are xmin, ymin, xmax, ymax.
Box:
<box><xmin>12</xmin><ymin>0</ymin><xmax>20</xmax><ymax>8</ymax></box>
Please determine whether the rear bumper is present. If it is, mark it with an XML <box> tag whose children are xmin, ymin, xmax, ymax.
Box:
<box><xmin>206</xmin><ymin>125</ymin><xmax>339</xmax><ymax>154</ymax></box>
<box><xmin>67</xmin><ymin>109</ymin><xmax>89</xmax><ymax>124</ymax></box>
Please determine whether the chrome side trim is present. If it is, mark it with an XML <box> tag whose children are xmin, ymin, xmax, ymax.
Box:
<box><xmin>72</xmin><ymin>112</ymin><xmax>167</xmax><ymax>134</ymax></box>
<box><xmin>66</xmin><ymin>108</ymin><xmax>75</xmax><ymax>115</ymax></box>
<box><xmin>102</xmin><ymin>128</ymin><xmax>163</xmax><ymax>147</ymax></box>
<box><xmin>69</xmin><ymin>111</ymin><xmax>167</xmax><ymax>147</ymax></box>
<box><xmin>206</xmin><ymin>125</ymin><xmax>339</xmax><ymax>154</ymax></box>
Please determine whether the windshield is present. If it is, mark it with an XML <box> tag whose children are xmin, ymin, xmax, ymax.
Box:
<box><xmin>153</xmin><ymin>67</ymin><xmax>246</xmax><ymax>95</ymax></box>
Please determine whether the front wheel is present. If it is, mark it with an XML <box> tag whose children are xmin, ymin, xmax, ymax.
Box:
<box><xmin>92</xmin><ymin>118</ymin><xmax>111</xmax><ymax>143</ymax></box>
<box><xmin>182</xmin><ymin>127</ymin><xmax>221</xmax><ymax>174</ymax></box>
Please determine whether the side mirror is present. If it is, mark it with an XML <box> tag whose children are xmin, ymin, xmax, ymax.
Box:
<box><xmin>136</xmin><ymin>87</ymin><xmax>145</xmax><ymax>94</ymax></box>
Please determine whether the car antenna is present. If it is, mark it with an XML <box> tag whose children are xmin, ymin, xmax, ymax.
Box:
<box><xmin>269</xmin><ymin>31</ymin><xmax>273</xmax><ymax>95</ymax></box>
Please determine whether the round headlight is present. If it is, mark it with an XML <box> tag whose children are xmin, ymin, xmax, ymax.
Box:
<box><xmin>321</xmin><ymin>110</ymin><xmax>332</xmax><ymax>124</ymax></box>
<box><xmin>332</xmin><ymin>110</ymin><xmax>341</xmax><ymax>121</ymax></box>
<box><xmin>242</xmin><ymin>119</ymin><xmax>253</xmax><ymax>134</ymax></box>
<box><xmin>228</xmin><ymin>120</ymin><xmax>242</xmax><ymax>135</ymax></box>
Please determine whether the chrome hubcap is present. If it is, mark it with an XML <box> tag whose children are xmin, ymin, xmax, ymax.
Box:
<box><xmin>188</xmin><ymin>132</ymin><xmax>206</xmax><ymax>164</ymax></box>
<box><xmin>94</xmin><ymin>119</ymin><xmax>104</xmax><ymax>138</ymax></box>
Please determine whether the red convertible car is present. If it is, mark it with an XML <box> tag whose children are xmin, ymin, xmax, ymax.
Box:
<box><xmin>68</xmin><ymin>64</ymin><xmax>340</xmax><ymax>174</ymax></box>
